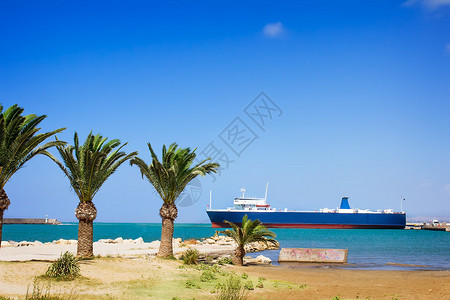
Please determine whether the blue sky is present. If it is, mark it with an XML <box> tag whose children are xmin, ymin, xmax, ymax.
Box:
<box><xmin>1</xmin><ymin>0</ymin><xmax>449</xmax><ymax>222</ymax></box>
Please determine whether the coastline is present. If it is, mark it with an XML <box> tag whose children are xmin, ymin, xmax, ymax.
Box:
<box><xmin>0</xmin><ymin>236</ymin><xmax>274</xmax><ymax>264</ymax></box>
<box><xmin>3</xmin><ymin>223</ymin><xmax>450</xmax><ymax>271</ymax></box>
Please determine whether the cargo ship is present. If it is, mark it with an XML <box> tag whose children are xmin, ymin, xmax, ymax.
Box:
<box><xmin>206</xmin><ymin>186</ymin><xmax>406</xmax><ymax>229</ymax></box>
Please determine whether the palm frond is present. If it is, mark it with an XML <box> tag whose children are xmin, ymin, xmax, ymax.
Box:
<box><xmin>46</xmin><ymin>132</ymin><xmax>137</xmax><ymax>203</ymax></box>
<box><xmin>130</xmin><ymin>142</ymin><xmax>220</xmax><ymax>206</ymax></box>
<box><xmin>0</xmin><ymin>104</ymin><xmax>66</xmax><ymax>189</ymax></box>
<box><xmin>219</xmin><ymin>215</ymin><xmax>277</xmax><ymax>248</ymax></box>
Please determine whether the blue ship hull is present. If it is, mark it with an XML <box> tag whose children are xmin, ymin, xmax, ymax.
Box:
<box><xmin>206</xmin><ymin>210</ymin><xmax>406</xmax><ymax>229</ymax></box>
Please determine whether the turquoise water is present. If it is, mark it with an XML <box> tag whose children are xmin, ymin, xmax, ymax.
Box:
<box><xmin>3</xmin><ymin>223</ymin><xmax>449</xmax><ymax>271</ymax></box>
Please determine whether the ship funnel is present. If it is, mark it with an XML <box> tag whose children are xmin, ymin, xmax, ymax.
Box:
<box><xmin>340</xmin><ymin>197</ymin><xmax>350</xmax><ymax>209</ymax></box>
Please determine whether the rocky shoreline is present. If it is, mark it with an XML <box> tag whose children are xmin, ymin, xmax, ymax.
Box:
<box><xmin>0</xmin><ymin>235</ymin><xmax>278</xmax><ymax>264</ymax></box>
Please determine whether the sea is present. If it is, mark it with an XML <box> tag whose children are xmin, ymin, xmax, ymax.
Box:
<box><xmin>3</xmin><ymin>223</ymin><xmax>449</xmax><ymax>271</ymax></box>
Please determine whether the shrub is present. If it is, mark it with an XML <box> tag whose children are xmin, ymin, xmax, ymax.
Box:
<box><xmin>45</xmin><ymin>252</ymin><xmax>80</xmax><ymax>280</ymax></box>
<box><xmin>194</xmin><ymin>263</ymin><xmax>210</xmax><ymax>271</ymax></box>
<box><xmin>210</xmin><ymin>264</ymin><xmax>223</xmax><ymax>274</ymax></box>
<box><xmin>244</xmin><ymin>281</ymin><xmax>254</xmax><ymax>290</ymax></box>
<box><xmin>185</xmin><ymin>279</ymin><xmax>200</xmax><ymax>289</ymax></box>
<box><xmin>256</xmin><ymin>277</ymin><xmax>265</xmax><ymax>289</ymax></box>
<box><xmin>205</xmin><ymin>254</ymin><xmax>214</xmax><ymax>264</ymax></box>
<box><xmin>195</xmin><ymin>263</ymin><xmax>223</xmax><ymax>275</ymax></box>
<box><xmin>200</xmin><ymin>270</ymin><xmax>217</xmax><ymax>282</ymax></box>
<box><xmin>217</xmin><ymin>275</ymin><xmax>248</xmax><ymax>300</ymax></box>
<box><xmin>218</xmin><ymin>256</ymin><xmax>233</xmax><ymax>265</ymax></box>
<box><xmin>181</xmin><ymin>248</ymin><xmax>200</xmax><ymax>265</ymax></box>
<box><xmin>241</xmin><ymin>273</ymin><xmax>248</xmax><ymax>279</ymax></box>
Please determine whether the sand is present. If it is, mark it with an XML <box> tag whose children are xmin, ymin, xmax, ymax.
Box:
<box><xmin>0</xmin><ymin>240</ymin><xmax>235</xmax><ymax>261</ymax></box>
<box><xmin>0</xmin><ymin>241</ymin><xmax>449</xmax><ymax>299</ymax></box>
<box><xmin>0</xmin><ymin>257</ymin><xmax>448</xmax><ymax>299</ymax></box>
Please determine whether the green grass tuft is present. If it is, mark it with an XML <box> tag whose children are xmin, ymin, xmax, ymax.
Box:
<box><xmin>217</xmin><ymin>275</ymin><xmax>248</xmax><ymax>300</ymax></box>
<box><xmin>200</xmin><ymin>270</ymin><xmax>217</xmax><ymax>282</ymax></box>
<box><xmin>218</xmin><ymin>257</ymin><xmax>233</xmax><ymax>265</ymax></box>
<box><xmin>45</xmin><ymin>252</ymin><xmax>80</xmax><ymax>280</ymax></box>
<box><xmin>244</xmin><ymin>281</ymin><xmax>254</xmax><ymax>290</ymax></box>
<box><xmin>181</xmin><ymin>248</ymin><xmax>200</xmax><ymax>265</ymax></box>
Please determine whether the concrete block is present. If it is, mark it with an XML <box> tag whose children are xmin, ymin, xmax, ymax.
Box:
<box><xmin>278</xmin><ymin>248</ymin><xmax>348</xmax><ymax>263</ymax></box>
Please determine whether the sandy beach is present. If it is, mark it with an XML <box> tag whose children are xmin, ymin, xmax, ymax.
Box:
<box><xmin>0</xmin><ymin>256</ymin><xmax>448</xmax><ymax>299</ymax></box>
<box><xmin>0</xmin><ymin>238</ymin><xmax>235</xmax><ymax>262</ymax></box>
<box><xmin>0</xmin><ymin>238</ymin><xmax>449</xmax><ymax>299</ymax></box>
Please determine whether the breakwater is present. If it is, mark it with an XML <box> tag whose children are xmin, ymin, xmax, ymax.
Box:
<box><xmin>3</xmin><ymin>218</ymin><xmax>61</xmax><ymax>225</ymax></box>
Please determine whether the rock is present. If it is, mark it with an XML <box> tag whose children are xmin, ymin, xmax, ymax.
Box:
<box><xmin>148</xmin><ymin>241</ymin><xmax>160</xmax><ymax>249</ymax></box>
<box><xmin>114</xmin><ymin>237</ymin><xmax>124</xmax><ymax>243</ymax></box>
<box><xmin>44</xmin><ymin>242</ymin><xmax>51</xmax><ymax>245</ymax></box>
<box><xmin>1</xmin><ymin>241</ymin><xmax>11</xmax><ymax>247</ymax></box>
<box><xmin>52</xmin><ymin>239</ymin><xmax>76</xmax><ymax>245</ymax></box>
<box><xmin>255</xmin><ymin>255</ymin><xmax>272</xmax><ymax>264</ymax></box>
<box><xmin>172</xmin><ymin>238</ymin><xmax>182</xmax><ymax>247</ymax></box>
<box><xmin>34</xmin><ymin>241</ymin><xmax>43</xmax><ymax>246</ymax></box>
<box><xmin>7</xmin><ymin>241</ymin><xmax>18</xmax><ymax>247</ymax></box>
<box><xmin>98</xmin><ymin>239</ymin><xmax>115</xmax><ymax>243</ymax></box>
<box><xmin>18</xmin><ymin>241</ymin><xmax>34</xmax><ymax>247</ymax></box>
<box><xmin>245</xmin><ymin>240</ymin><xmax>279</xmax><ymax>253</ymax></box>
<box><xmin>243</xmin><ymin>255</ymin><xmax>271</xmax><ymax>265</ymax></box>
<box><xmin>205</xmin><ymin>238</ymin><xmax>215</xmax><ymax>244</ymax></box>
<box><xmin>135</xmin><ymin>237</ymin><xmax>144</xmax><ymax>244</ymax></box>
<box><xmin>217</xmin><ymin>240</ymin><xmax>229</xmax><ymax>246</ymax></box>
<box><xmin>123</xmin><ymin>239</ymin><xmax>134</xmax><ymax>244</ymax></box>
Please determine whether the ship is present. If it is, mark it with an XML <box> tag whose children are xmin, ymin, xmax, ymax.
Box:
<box><xmin>206</xmin><ymin>185</ymin><xmax>406</xmax><ymax>229</ymax></box>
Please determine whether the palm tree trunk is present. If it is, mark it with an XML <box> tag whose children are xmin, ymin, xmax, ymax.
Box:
<box><xmin>158</xmin><ymin>203</ymin><xmax>178</xmax><ymax>258</ymax></box>
<box><xmin>77</xmin><ymin>219</ymin><xmax>94</xmax><ymax>257</ymax></box>
<box><xmin>0</xmin><ymin>188</ymin><xmax>11</xmax><ymax>251</ymax></box>
<box><xmin>75</xmin><ymin>202</ymin><xmax>97</xmax><ymax>258</ymax></box>
<box><xmin>233</xmin><ymin>245</ymin><xmax>245</xmax><ymax>266</ymax></box>
<box><xmin>0</xmin><ymin>209</ymin><xmax>4</xmax><ymax>250</ymax></box>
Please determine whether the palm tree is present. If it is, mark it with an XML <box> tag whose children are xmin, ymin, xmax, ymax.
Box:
<box><xmin>0</xmin><ymin>104</ymin><xmax>65</xmax><ymax>249</ymax></box>
<box><xmin>44</xmin><ymin>132</ymin><xmax>137</xmax><ymax>257</ymax></box>
<box><xmin>130</xmin><ymin>143</ymin><xmax>219</xmax><ymax>258</ymax></box>
<box><xmin>220</xmin><ymin>215</ymin><xmax>277</xmax><ymax>266</ymax></box>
